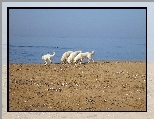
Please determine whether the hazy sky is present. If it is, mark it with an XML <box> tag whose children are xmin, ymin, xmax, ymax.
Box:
<box><xmin>9</xmin><ymin>9</ymin><xmax>146</xmax><ymax>39</ymax></box>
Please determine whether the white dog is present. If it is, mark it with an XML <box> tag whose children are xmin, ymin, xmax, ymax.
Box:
<box><xmin>42</xmin><ymin>52</ymin><xmax>55</xmax><ymax>65</ymax></box>
<box><xmin>61</xmin><ymin>51</ymin><xmax>73</xmax><ymax>64</ymax></box>
<box><xmin>73</xmin><ymin>52</ymin><xmax>88</xmax><ymax>64</ymax></box>
<box><xmin>67</xmin><ymin>50</ymin><xmax>82</xmax><ymax>63</ymax></box>
<box><xmin>73</xmin><ymin>51</ymin><xmax>95</xmax><ymax>64</ymax></box>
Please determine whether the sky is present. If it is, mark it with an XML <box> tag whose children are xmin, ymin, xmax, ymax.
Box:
<box><xmin>9</xmin><ymin>8</ymin><xmax>146</xmax><ymax>39</ymax></box>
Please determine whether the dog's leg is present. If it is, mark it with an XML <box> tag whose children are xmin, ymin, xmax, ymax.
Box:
<box><xmin>44</xmin><ymin>60</ymin><xmax>47</xmax><ymax>65</ymax></box>
<box><xmin>88</xmin><ymin>59</ymin><xmax>90</xmax><ymax>63</ymax></box>
<box><xmin>80</xmin><ymin>59</ymin><xmax>83</xmax><ymax>64</ymax></box>
<box><xmin>92</xmin><ymin>59</ymin><xmax>94</xmax><ymax>62</ymax></box>
<box><xmin>49</xmin><ymin>59</ymin><xmax>52</xmax><ymax>63</ymax></box>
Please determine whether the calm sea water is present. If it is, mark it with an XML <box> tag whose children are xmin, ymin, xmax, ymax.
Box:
<box><xmin>9</xmin><ymin>37</ymin><xmax>146</xmax><ymax>64</ymax></box>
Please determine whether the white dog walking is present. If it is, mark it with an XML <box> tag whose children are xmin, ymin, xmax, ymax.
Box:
<box><xmin>67</xmin><ymin>50</ymin><xmax>82</xmax><ymax>63</ymax></box>
<box><xmin>61</xmin><ymin>51</ymin><xmax>73</xmax><ymax>64</ymax></box>
<box><xmin>73</xmin><ymin>52</ymin><xmax>88</xmax><ymax>64</ymax></box>
<box><xmin>73</xmin><ymin>51</ymin><xmax>95</xmax><ymax>64</ymax></box>
<box><xmin>42</xmin><ymin>52</ymin><xmax>55</xmax><ymax>65</ymax></box>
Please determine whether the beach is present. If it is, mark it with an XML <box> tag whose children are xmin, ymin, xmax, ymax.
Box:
<box><xmin>8</xmin><ymin>61</ymin><xmax>146</xmax><ymax>111</ymax></box>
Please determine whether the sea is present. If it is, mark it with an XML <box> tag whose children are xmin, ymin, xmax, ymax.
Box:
<box><xmin>8</xmin><ymin>37</ymin><xmax>146</xmax><ymax>64</ymax></box>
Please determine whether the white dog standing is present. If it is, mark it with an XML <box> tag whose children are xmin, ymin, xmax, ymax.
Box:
<box><xmin>42</xmin><ymin>52</ymin><xmax>55</xmax><ymax>65</ymax></box>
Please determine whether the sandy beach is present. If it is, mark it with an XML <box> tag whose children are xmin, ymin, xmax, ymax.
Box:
<box><xmin>2</xmin><ymin>62</ymin><xmax>154</xmax><ymax>118</ymax></box>
<box><xmin>8</xmin><ymin>61</ymin><xmax>146</xmax><ymax>111</ymax></box>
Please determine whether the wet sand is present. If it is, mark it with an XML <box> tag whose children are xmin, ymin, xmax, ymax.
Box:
<box><xmin>9</xmin><ymin>61</ymin><xmax>146</xmax><ymax>111</ymax></box>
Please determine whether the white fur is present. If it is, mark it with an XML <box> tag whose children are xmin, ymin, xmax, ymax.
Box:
<box><xmin>67</xmin><ymin>50</ymin><xmax>82</xmax><ymax>63</ymax></box>
<box><xmin>42</xmin><ymin>52</ymin><xmax>55</xmax><ymax>65</ymax></box>
<box><xmin>73</xmin><ymin>52</ymin><xmax>88</xmax><ymax>64</ymax></box>
<box><xmin>86</xmin><ymin>51</ymin><xmax>95</xmax><ymax>63</ymax></box>
<box><xmin>61</xmin><ymin>51</ymin><xmax>73</xmax><ymax>63</ymax></box>
<box><xmin>73</xmin><ymin>51</ymin><xmax>95</xmax><ymax>64</ymax></box>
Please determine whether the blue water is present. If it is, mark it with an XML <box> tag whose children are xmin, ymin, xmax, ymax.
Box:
<box><xmin>9</xmin><ymin>37</ymin><xmax>146</xmax><ymax>64</ymax></box>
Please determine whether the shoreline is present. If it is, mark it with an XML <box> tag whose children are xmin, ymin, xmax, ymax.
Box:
<box><xmin>8</xmin><ymin>60</ymin><xmax>146</xmax><ymax>65</ymax></box>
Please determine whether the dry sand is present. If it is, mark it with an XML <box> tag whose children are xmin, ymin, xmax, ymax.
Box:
<box><xmin>9</xmin><ymin>61</ymin><xmax>146</xmax><ymax>111</ymax></box>
<box><xmin>2</xmin><ymin>62</ymin><xmax>154</xmax><ymax>118</ymax></box>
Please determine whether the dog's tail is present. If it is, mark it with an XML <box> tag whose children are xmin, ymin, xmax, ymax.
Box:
<box><xmin>51</xmin><ymin>52</ymin><xmax>55</xmax><ymax>57</ymax></box>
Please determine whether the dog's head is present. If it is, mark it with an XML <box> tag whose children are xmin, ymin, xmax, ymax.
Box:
<box><xmin>91</xmin><ymin>51</ymin><xmax>95</xmax><ymax>54</ymax></box>
<box><xmin>42</xmin><ymin>55</ymin><xmax>44</xmax><ymax>59</ymax></box>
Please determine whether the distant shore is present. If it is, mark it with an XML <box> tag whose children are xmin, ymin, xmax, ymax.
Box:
<box><xmin>9</xmin><ymin>61</ymin><xmax>146</xmax><ymax>111</ymax></box>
